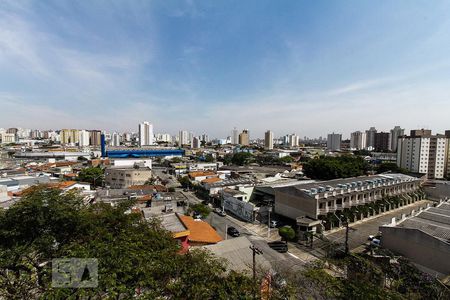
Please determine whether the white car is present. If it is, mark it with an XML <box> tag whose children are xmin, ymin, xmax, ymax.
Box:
<box><xmin>370</xmin><ymin>238</ymin><xmax>381</xmax><ymax>247</ymax></box>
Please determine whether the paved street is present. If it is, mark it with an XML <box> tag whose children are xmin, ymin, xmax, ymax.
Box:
<box><xmin>205</xmin><ymin>212</ymin><xmax>306</xmax><ymax>271</ymax></box>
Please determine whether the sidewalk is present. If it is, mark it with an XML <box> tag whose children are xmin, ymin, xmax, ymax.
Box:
<box><xmin>225</xmin><ymin>215</ymin><xmax>281</xmax><ymax>241</ymax></box>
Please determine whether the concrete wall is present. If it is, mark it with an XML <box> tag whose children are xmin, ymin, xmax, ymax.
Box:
<box><xmin>0</xmin><ymin>185</ymin><xmax>8</xmax><ymax>202</ymax></box>
<box><xmin>105</xmin><ymin>167</ymin><xmax>152</xmax><ymax>189</ymax></box>
<box><xmin>223</xmin><ymin>194</ymin><xmax>255</xmax><ymax>222</ymax></box>
<box><xmin>274</xmin><ymin>191</ymin><xmax>317</xmax><ymax>220</ymax></box>
<box><xmin>380</xmin><ymin>226</ymin><xmax>450</xmax><ymax>275</ymax></box>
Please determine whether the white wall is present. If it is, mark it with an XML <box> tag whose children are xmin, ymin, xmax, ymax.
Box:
<box><xmin>112</xmin><ymin>159</ymin><xmax>152</xmax><ymax>169</ymax></box>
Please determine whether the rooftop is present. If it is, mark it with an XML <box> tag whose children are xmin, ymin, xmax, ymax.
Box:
<box><xmin>275</xmin><ymin>173</ymin><xmax>418</xmax><ymax>198</ymax></box>
<box><xmin>178</xmin><ymin>215</ymin><xmax>222</xmax><ymax>244</ymax></box>
<box><xmin>396</xmin><ymin>201</ymin><xmax>450</xmax><ymax>243</ymax></box>
<box><xmin>158</xmin><ymin>213</ymin><xmax>189</xmax><ymax>237</ymax></box>
<box><xmin>188</xmin><ymin>171</ymin><xmax>216</xmax><ymax>178</ymax></box>
<box><xmin>222</xmin><ymin>188</ymin><xmax>247</xmax><ymax>196</ymax></box>
<box><xmin>201</xmin><ymin>177</ymin><xmax>222</xmax><ymax>184</ymax></box>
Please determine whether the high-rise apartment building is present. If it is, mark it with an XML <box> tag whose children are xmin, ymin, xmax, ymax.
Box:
<box><xmin>264</xmin><ymin>130</ymin><xmax>274</xmax><ymax>150</ymax></box>
<box><xmin>283</xmin><ymin>134</ymin><xmax>299</xmax><ymax>148</ymax></box>
<box><xmin>111</xmin><ymin>132</ymin><xmax>121</xmax><ymax>146</ymax></box>
<box><xmin>374</xmin><ymin>132</ymin><xmax>390</xmax><ymax>152</ymax></box>
<box><xmin>397</xmin><ymin>129</ymin><xmax>449</xmax><ymax>179</ymax></box>
<box><xmin>201</xmin><ymin>134</ymin><xmax>209</xmax><ymax>143</ymax></box>
<box><xmin>179</xmin><ymin>130</ymin><xmax>189</xmax><ymax>146</ymax></box>
<box><xmin>327</xmin><ymin>133</ymin><xmax>342</xmax><ymax>151</ymax></box>
<box><xmin>79</xmin><ymin>130</ymin><xmax>90</xmax><ymax>147</ymax></box>
<box><xmin>138</xmin><ymin>122</ymin><xmax>154</xmax><ymax>147</ymax></box>
<box><xmin>389</xmin><ymin>126</ymin><xmax>405</xmax><ymax>152</ymax></box>
<box><xmin>156</xmin><ymin>133</ymin><xmax>172</xmax><ymax>143</ymax></box>
<box><xmin>189</xmin><ymin>132</ymin><xmax>194</xmax><ymax>147</ymax></box>
<box><xmin>350</xmin><ymin>131</ymin><xmax>366</xmax><ymax>150</ymax></box>
<box><xmin>0</xmin><ymin>133</ymin><xmax>16</xmax><ymax>144</ymax></box>
<box><xmin>231</xmin><ymin>128</ymin><xmax>239</xmax><ymax>145</ymax></box>
<box><xmin>239</xmin><ymin>129</ymin><xmax>250</xmax><ymax>146</ymax></box>
<box><xmin>61</xmin><ymin>129</ymin><xmax>80</xmax><ymax>145</ymax></box>
<box><xmin>192</xmin><ymin>136</ymin><xmax>201</xmax><ymax>149</ymax></box>
<box><xmin>365</xmin><ymin>127</ymin><xmax>377</xmax><ymax>150</ymax></box>
<box><xmin>89</xmin><ymin>130</ymin><xmax>102</xmax><ymax>146</ymax></box>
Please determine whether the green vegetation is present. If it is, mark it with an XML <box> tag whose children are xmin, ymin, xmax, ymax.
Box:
<box><xmin>189</xmin><ymin>203</ymin><xmax>211</xmax><ymax>218</ymax></box>
<box><xmin>278</xmin><ymin>226</ymin><xmax>296</xmax><ymax>241</ymax></box>
<box><xmin>353</xmin><ymin>149</ymin><xmax>372</xmax><ymax>156</ymax></box>
<box><xmin>280</xmin><ymin>254</ymin><xmax>449</xmax><ymax>300</ymax></box>
<box><xmin>170</xmin><ymin>157</ymin><xmax>183</xmax><ymax>163</ymax></box>
<box><xmin>204</xmin><ymin>154</ymin><xmax>215</xmax><ymax>162</ymax></box>
<box><xmin>303</xmin><ymin>155</ymin><xmax>370</xmax><ymax>180</ymax></box>
<box><xmin>178</xmin><ymin>176</ymin><xmax>192</xmax><ymax>188</ymax></box>
<box><xmin>78</xmin><ymin>166</ymin><xmax>104</xmax><ymax>186</ymax></box>
<box><xmin>0</xmin><ymin>187</ymin><xmax>262</xmax><ymax>299</ymax></box>
<box><xmin>376</xmin><ymin>162</ymin><xmax>408</xmax><ymax>174</ymax></box>
<box><xmin>168</xmin><ymin>187</ymin><xmax>176</xmax><ymax>192</ymax></box>
<box><xmin>231</xmin><ymin>152</ymin><xmax>254</xmax><ymax>166</ymax></box>
<box><xmin>255</xmin><ymin>154</ymin><xmax>294</xmax><ymax>165</ymax></box>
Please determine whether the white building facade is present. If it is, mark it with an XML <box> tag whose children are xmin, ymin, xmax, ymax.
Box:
<box><xmin>327</xmin><ymin>133</ymin><xmax>342</xmax><ymax>151</ymax></box>
<box><xmin>397</xmin><ymin>130</ymin><xmax>449</xmax><ymax>179</ymax></box>
<box><xmin>138</xmin><ymin>122</ymin><xmax>154</xmax><ymax>147</ymax></box>
<box><xmin>350</xmin><ymin>131</ymin><xmax>366</xmax><ymax>150</ymax></box>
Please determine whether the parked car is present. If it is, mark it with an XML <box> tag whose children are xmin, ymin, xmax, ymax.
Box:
<box><xmin>214</xmin><ymin>208</ymin><xmax>227</xmax><ymax>217</ymax></box>
<box><xmin>227</xmin><ymin>226</ymin><xmax>240</xmax><ymax>237</ymax></box>
<box><xmin>370</xmin><ymin>238</ymin><xmax>381</xmax><ymax>247</ymax></box>
<box><xmin>268</xmin><ymin>241</ymin><xmax>288</xmax><ymax>253</ymax></box>
<box><xmin>269</xmin><ymin>220</ymin><xmax>278</xmax><ymax>228</ymax></box>
<box><xmin>193</xmin><ymin>212</ymin><xmax>202</xmax><ymax>219</ymax></box>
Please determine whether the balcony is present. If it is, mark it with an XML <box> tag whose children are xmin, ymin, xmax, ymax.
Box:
<box><xmin>318</xmin><ymin>208</ymin><xmax>328</xmax><ymax>215</ymax></box>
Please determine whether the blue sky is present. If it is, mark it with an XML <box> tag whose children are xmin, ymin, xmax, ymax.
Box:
<box><xmin>1</xmin><ymin>0</ymin><xmax>450</xmax><ymax>138</ymax></box>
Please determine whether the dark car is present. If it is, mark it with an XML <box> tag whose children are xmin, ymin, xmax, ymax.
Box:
<box><xmin>268</xmin><ymin>241</ymin><xmax>288</xmax><ymax>253</ymax></box>
<box><xmin>227</xmin><ymin>226</ymin><xmax>240</xmax><ymax>237</ymax></box>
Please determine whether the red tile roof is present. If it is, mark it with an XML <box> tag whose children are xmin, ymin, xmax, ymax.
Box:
<box><xmin>179</xmin><ymin>215</ymin><xmax>222</xmax><ymax>244</ymax></box>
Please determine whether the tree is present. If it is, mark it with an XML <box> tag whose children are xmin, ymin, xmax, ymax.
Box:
<box><xmin>279</xmin><ymin>226</ymin><xmax>296</xmax><ymax>241</ymax></box>
<box><xmin>377</xmin><ymin>162</ymin><xmax>408</xmax><ymax>174</ymax></box>
<box><xmin>303</xmin><ymin>156</ymin><xmax>369</xmax><ymax>180</ymax></box>
<box><xmin>0</xmin><ymin>186</ymin><xmax>266</xmax><ymax>299</ymax></box>
<box><xmin>178</xmin><ymin>176</ymin><xmax>192</xmax><ymax>188</ymax></box>
<box><xmin>231</xmin><ymin>152</ymin><xmax>254</xmax><ymax>166</ymax></box>
<box><xmin>279</xmin><ymin>156</ymin><xmax>294</xmax><ymax>164</ymax></box>
<box><xmin>204</xmin><ymin>154</ymin><xmax>215</xmax><ymax>163</ymax></box>
<box><xmin>170</xmin><ymin>157</ymin><xmax>183</xmax><ymax>163</ymax></box>
<box><xmin>78</xmin><ymin>166</ymin><xmax>104</xmax><ymax>186</ymax></box>
<box><xmin>190</xmin><ymin>203</ymin><xmax>211</xmax><ymax>218</ymax></box>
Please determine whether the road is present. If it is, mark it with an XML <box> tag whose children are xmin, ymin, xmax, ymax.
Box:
<box><xmin>205</xmin><ymin>212</ymin><xmax>306</xmax><ymax>272</ymax></box>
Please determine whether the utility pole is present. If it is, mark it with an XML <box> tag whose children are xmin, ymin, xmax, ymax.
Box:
<box><xmin>267</xmin><ymin>206</ymin><xmax>272</xmax><ymax>238</ymax></box>
<box><xmin>249</xmin><ymin>245</ymin><xmax>263</xmax><ymax>300</ymax></box>
<box><xmin>344</xmin><ymin>221</ymin><xmax>349</xmax><ymax>255</ymax></box>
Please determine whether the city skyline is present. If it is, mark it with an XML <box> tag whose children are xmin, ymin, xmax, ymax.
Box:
<box><xmin>1</xmin><ymin>1</ymin><xmax>450</xmax><ymax>136</ymax></box>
